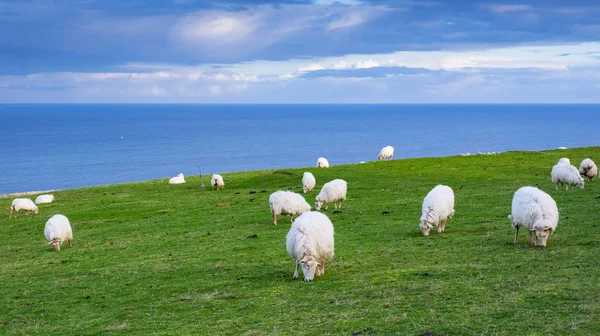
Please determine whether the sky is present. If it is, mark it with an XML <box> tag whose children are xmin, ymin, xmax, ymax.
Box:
<box><xmin>1</xmin><ymin>0</ymin><xmax>599</xmax><ymax>103</ymax></box>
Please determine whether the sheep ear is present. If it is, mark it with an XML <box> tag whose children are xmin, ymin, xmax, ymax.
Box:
<box><xmin>300</xmin><ymin>256</ymin><xmax>311</xmax><ymax>263</ymax></box>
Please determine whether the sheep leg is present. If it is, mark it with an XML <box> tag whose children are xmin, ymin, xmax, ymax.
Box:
<box><xmin>293</xmin><ymin>260</ymin><xmax>299</xmax><ymax>279</ymax></box>
<box><xmin>334</xmin><ymin>202</ymin><xmax>338</xmax><ymax>210</ymax></box>
<box><xmin>440</xmin><ymin>219</ymin><xmax>446</xmax><ymax>233</ymax></box>
<box><xmin>68</xmin><ymin>240</ymin><xmax>72</xmax><ymax>248</ymax></box>
<box><xmin>272</xmin><ymin>214</ymin><xmax>277</xmax><ymax>225</ymax></box>
<box><xmin>513</xmin><ymin>226</ymin><xmax>519</xmax><ymax>244</ymax></box>
<box><xmin>554</xmin><ymin>183</ymin><xmax>558</xmax><ymax>191</ymax></box>
<box><xmin>290</xmin><ymin>215</ymin><xmax>293</xmax><ymax>224</ymax></box>
<box><xmin>325</xmin><ymin>204</ymin><xmax>328</xmax><ymax>211</ymax></box>
<box><xmin>339</xmin><ymin>200</ymin><xmax>343</xmax><ymax>209</ymax></box>
<box><xmin>25</xmin><ymin>210</ymin><xmax>30</xmax><ymax>216</ymax></box>
<box><xmin>320</xmin><ymin>258</ymin><xmax>325</xmax><ymax>276</ymax></box>
<box><xmin>212</xmin><ymin>185</ymin><xmax>214</xmax><ymax>191</ymax></box>
<box><xmin>529</xmin><ymin>231</ymin><xmax>535</xmax><ymax>246</ymax></box>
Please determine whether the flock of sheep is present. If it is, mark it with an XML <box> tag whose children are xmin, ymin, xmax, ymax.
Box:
<box><xmin>7</xmin><ymin>146</ymin><xmax>598</xmax><ymax>282</ymax></box>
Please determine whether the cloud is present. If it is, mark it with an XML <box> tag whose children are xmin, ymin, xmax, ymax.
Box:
<box><xmin>327</xmin><ymin>12</ymin><xmax>367</xmax><ymax>30</ymax></box>
<box><xmin>485</xmin><ymin>4</ymin><xmax>533</xmax><ymax>14</ymax></box>
<box><xmin>172</xmin><ymin>11</ymin><xmax>262</xmax><ymax>44</ymax></box>
<box><xmin>299</xmin><ymin>66</ymin><xmax>434</xmax><ymax>79</ymax></box>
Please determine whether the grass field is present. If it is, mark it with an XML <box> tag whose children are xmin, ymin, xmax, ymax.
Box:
<box><xmin>1</xmin><ymin>147</ymin><xmax>599</xmax><ymax>335</ymax></box>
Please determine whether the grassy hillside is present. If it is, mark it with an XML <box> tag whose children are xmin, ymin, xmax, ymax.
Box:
<box><xmin>1</xmin><ymin>147</ymin><xmax>599</xmax><ymax>335</ymax></box>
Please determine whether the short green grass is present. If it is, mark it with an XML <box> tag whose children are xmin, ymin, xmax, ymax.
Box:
<box><xmin>1</xmin><ymin>147</ymin><xmax>600</xmax><ymax>335</ymax></box>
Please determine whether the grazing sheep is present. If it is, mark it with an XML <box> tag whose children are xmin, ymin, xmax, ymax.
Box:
<box><xmin>44</xmin><ymin>214</ymin><xmax>73</xmax><ymax>251</ymax></box>
<box><xmin>211</xmin><ymin>174</ymin><xmax>225</xmax><ymax>191</ymax></box>
<box><xmin>557</xmin><ymin>158</ymin><xmax>571</xmax><ymax>166</ymax></box>
<box><xmin>35</xmin><ymin>194</ymin><xmax>54</xmax><ymax>205</ymax></box>
<box><xmin>9</xmin><ymin>198</ymin><xmax>38</xmax><ymax>218</ymax></box>
<box><xmin>419</xmin><ymin>185</ymin><xmax>455</xmax><ymax>236</ymax></box>
<box><xmin>316</xmin><ymin>157</ymin><xmax>329</xmax><ymax>168</ymax></box>
<box><xmin>302</xmin><ymin>172</ymin><xmax>316</xmax><ymax>193</ymax></box>
<box><xmin>551</xmin><ymin>163</ymin><xmax>584</xmax><ymax>190</ymax></box>
<box><xmin>579</xmin><ymin>158</ymin><xmax>597</xmax><ymax>181</ymax></box>
<box><xmin>286</xmin><ymin>211</ymin><xmax>334</xmax><ymax>281</ymax></box>
<box><xmin>315</xmin><ymin>179</ymin><xmax>347</xmax><ymax>211</ymax></box>
<box><xmin>168</xmin><ymin>173</ymin><xmax>185</xmax><ymax>184</ymax></box>
<box><xmin>508</xmin><ymin>186</ymin><xmax>558</xmax><ymax>247</ymax></box>
<box><xmin>269</xmin><ymin>191</ymin><xmax>311</xmax><ymax>225</ymax></box>
<box><xmin>378</xmin><ymin>146</ymin><xmax>394</xmax><ymax>161</ymax></box>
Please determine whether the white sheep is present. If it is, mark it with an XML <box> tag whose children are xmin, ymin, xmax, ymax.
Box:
<box><xmin>316</xmin><ymin>157</ymin><xmax>329</xmax><ymax>168</ymax></box>
<box><xmin>168</xmin><ymin>173</ymin><xmax>185</xmax><ymax>184</ymax></box>
<box><xmin>9</xmin><ymin>198</ymin><xmax>38</xmax><ymax>218</ymax></box>
<box><xmin>269</xmin><ymin>190</ymin><xmax>311</xmax><ymax>225</ymax></box>
<box><xmin>378</xmin><ymin>146</ymin><xmax>394</xmax><ymax>161</ymax></box>
<box><xmin>579</xmin><ymin>158</ymin><xmax>597</xmax><ymax>182</ymax></box>
<box><xmin>44</xmin><ymin>214</ymin><xmax>73</xmax><ymax>251</ymax></box>
<box><xmin>286</xmin><ymin>211</ymin><xmax>334</xmax><ymax>281</ymax></box>
<box><xmin>419</xmin><ymin>185</ymin><xmax>455</xmax><ymax>236</ymax></box>
<box><xmin>315</xmin><ymin>179</ymin><xmax>347</xmax><ymax>211</ymax></box>
<box><xmin>551</xmin><ymin>163</ymin><xmax>584</xmax><ymax>190</ymax></box>
<box><xmin>508</xmin><ymin>186</ymin><xmax>558</xmax><ymax>247</ymax></box>
<box><xmin>557</xmin><ymin>158</ymin><xmax>571</xmax><ymax>166</ymax></box>
<box><xmin>211</xmin><ymin>174</ymin><xmax>225</xmax><ymax>191</ymax></box>
<box><xmin>35</xmin><ymin>194</ymin><xmax>54</xmax><ymax>204</ymax></box>
<box><xmin>302</xmin><ymin>172</ymin><xmax>316</xmax><ymax>193</ymax></box>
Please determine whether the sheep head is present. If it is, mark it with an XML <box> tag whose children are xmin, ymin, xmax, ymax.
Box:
<box><xmin>577</xmin><ymin>178</ymin><xmax>585</xmax><ymax>189</ymax></box>
<box><xmin>315</xmin><ymin>198</ymin><xmax>323</xmax><ymax>211</ymax></box>
<box><xmin>534</xmin><ymin>226</ymin><xmax>553</xmax><ymax>247</ymax></box>
<box><xmin>303</xmin><ymin>185</ymin><xmax>308</xmax><ymax>193</ymax></box>
<box><xmin>50</xmin><ymin>238</ymin><xmax>62</xmax><ymax>251</ymax></box>
<box><xmin>34</xmin><ymin>207</ymin><xmax>39</xmax><ymax>214</ymax></box>
<box><xmin>420</xmin><ymin>222</ymin><xmax>433</xmax><ymax>236</ymax></box>
<box><xmin>299</xmin><ymin>255</ymin><xmax>321</xmax><ymax>281</ymax></box>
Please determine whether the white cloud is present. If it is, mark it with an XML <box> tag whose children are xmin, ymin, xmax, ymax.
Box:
<box><xmin>327</xmin><ymin>12</ymin><xmax>366</xmax><ymax>30</ymax></box>
<box><xmin>298</xmin><ymin>64</ymin><xmax>326</xmax><ymax>72</ymax></box>
<box><xmin>486</xmin><ymin>4</ymin><xmax>533</xmax><ymax>14</ymax></box>
<box><xmin>209</xmin><ymin>85</ymin><xmax>222</xmax><ymax>96</ymax></box>
<box><xmin>354</xmin><ymin>59</ymin><xmax>380</xmax><ymax>69</ymax></box>
<box><xmin>173</xmin><ymin>11</ymin><xmax>261</xmax><ymax>44</ymax></box>
<box><xmin>151</xmin><ymin>87</ymin><xmax>167</xmax><ymax>96</ymax></box>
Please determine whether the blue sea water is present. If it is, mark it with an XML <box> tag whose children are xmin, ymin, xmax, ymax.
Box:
<box><xmin>1</xmin><ymin>104</ymin><xmax>599</xmax><ymax>194</ymax></box>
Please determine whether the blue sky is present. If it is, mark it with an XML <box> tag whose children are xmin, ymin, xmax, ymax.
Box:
<box><xmin>1</xmin><ymin>0</ymin><xmax>599</xmax><ymax>103</ymax></box>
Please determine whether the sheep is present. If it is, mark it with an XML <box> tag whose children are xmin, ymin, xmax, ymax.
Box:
<box><xmin>269</xmin><ymin>191</ymin><xmax>311</xmax><ymax>225</ymax></box>
<box><xmin>9</xmin><ymin>198</ymin><xmax>38</xmax><ymax>218</ymax></box>
<box><xmin>508</xmin><ymin>186</ymin><xmax>558</xmax><ymax>247</ymax></box>
<box><xmin>378</xmin><ymin>146</ymin><xmax>394</xmax><ymax>161</ymax></box>
<box><xmin>44</xmin><ymin>214</ymin><xmax>73</xmax><ymax>251</ymax></box>
<box><xmin>168</xmin><ymin>173</ymin><xmax>185</xmax><ymax>184</ymax></box>
<box><xmin>286</xmin><ymin>211</ymin><xmax>334</xmax><ymax>281</ymax></box>
<box><xmin>551</xmin><ymin>163</ymin><xmax>584</xmax><ymax>190</ymax></box>
<box><xmin>302</xmin><ymin>172</ymin><xmax>316</xmax><ymax>193</ymax></box>
<box><xmin>315</xmin><ymin>179</ymin><xmax>347</xmax><ymax>211</ymax></box>
<box><xmin>211</xmin><ymin>174</ymin><xmax>225</xmax><ymax>191</ymax></box>
<box><xmin>316</xmin><ymin>157</ymin><xmax>329</xmax><ymax>168</ymax></box>
<box><xmin>579</xmin><ymin>158</ymin><xmax>597</xmax><ymax>181</ymax></box>
<box><xmin>35</xmin><ymin>194</ymin><xmax>54</xmax><ymax>204</ymax></box>
<box><xmin>419</xmin><ymin>185</ymin><xmax>455</xmax><ymax>236</ymax></box>
<box><xmin>557</xmin><ymin>158</ymin><xmax>571</xmax><ymax>166</ymax></box>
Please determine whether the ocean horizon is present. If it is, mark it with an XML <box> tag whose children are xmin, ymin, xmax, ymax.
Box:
<box><xmin>1</xmin><ymin>103</ymin><xmax>599</xmax><ymax>194</ymax></box>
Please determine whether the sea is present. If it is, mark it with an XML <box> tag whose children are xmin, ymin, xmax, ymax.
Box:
<box><xmin>1</xmin><ymin>104</ymin><xmax>599</xmax><ymax>194</ymax></box>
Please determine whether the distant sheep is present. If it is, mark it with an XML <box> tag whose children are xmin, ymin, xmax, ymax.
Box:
<box><xmin>315</xmin><ymin>179</ymin><xmax>347</xmax><ymax>211</ymax></box>
<box><xmin>378</xmin><ymin>146</ymin><xmax>394</xmax><ymax>161</ymax></box>
<box><xmin>35</xmin><ymin>194</ymin><xmax>54</xmax><ymax>204</ymax></box>
<box><xmin>579</xmin><ymin>158</ymin><xmax>597</xmax><ymax>182</ymax></box>
<box><xmin>44</xmin><ymin>214</ymin><xmax>73</xmax><ymax>251</ymax></box>
<box><xmin>302</xmin><ymin>172</ymin><xmax>316</xmax><ymax>193</ymax></box>
<box><xmin>211</xmin><ymin>174</ymin><xmax>225</xmax><ymax>191</ymax></box>
<box><xmin>9</xmin><ymin>198</ymin><xmax>38</xmax><ymax>218</ymax></box>
<box><xmin>317</xmin><ymin>157</ymin><xmax>329</xmax><ymax>168</ymax></box>
<box><xmin>286</xmin><ymin>211</ymin><xmax>334</xmax><ymax>281</ymax></box>
<box><xmin>169</xmin><ymin>173</ymin><xmax>185</xmax><ymax>184</ymax></box>
<box><xmin>269</xmin><ymin>190</ymin><xmax>311</xmax><ymax>225</ymax></box>
<box><xmin>419</xmin><ymin>185</ymin><xmax>455</xmax><ymax>236</ymax></box>
<box><xmin>508</xmin><ymin>186</ymin><xmax>558</xmax><ymax>247</ymax></box>
<box><xmin>551</xmin><ymin>163</ymin><xmax>584</xmax><ymax>190</ymax></box>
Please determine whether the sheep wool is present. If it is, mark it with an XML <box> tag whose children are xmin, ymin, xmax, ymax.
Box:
<box><xmin>302</xmin><ymin>172</ymin><xmax>316</xmax><ymax>193</ymax></box>
<box><xmin>419</xmin><ymin>185</ymin><xmax>455</xmax><ymax>236</ymax></box>
<box><xmin>316</xmin><ymin>157</ymin><xmax>329</xmax><ymax>168</ymax></box>
<box><xmin>286</xmin><ymin>211</ymin><xmax>334</xmax><ymax>281</ymax></box>
<box><xmin>211</xmin><ymin>174</ymin><xmax>225</xmax><ymax>191</ymax></box>
<box><xmin>35</xmin><ymin>194</ymin><xmax>54</xmax><ymax>205</ymax></box>
<box><xmin>557</xmin><ymin>158</ymin><xmax>571</xmax><ymax>166</ymax></box>
<box><xmin>169</xmin><ymin>173</ymin><xmax>185</xmax><ymax>184</ymax></box>
<box><xmin>44</xmin><ymin>214</ymin><xmax>73</xmax><ymax>251</ymax></box>
<box><xmin>509</xmin><ymin>186</ymin><xmax>558</xmax><ymax>247</ymax></box>
<box><xmin>378</xmin><ymin>146</ymin><xmax>394</xmax><ymax>161</ymax></box>
<box><xmin>9</xmin><ymin>198</ymin><xmax>38</xmax><ymax>218</ymax></box>
<box><xmin>269</xmin><ymin>190</ymin><xmax>311</xmax><ymax>225</ymax></box>
<box><xmin>579</xmin><ymin>158</ymin><xmax>597</xmax><ymax>182</ymax></box>
<box><xmin>551</xmin><ymin>163</ymin><xmax>584</xmax><ymax>190</ymax></box>
<box><xmin>315</xmin><ymin>179</ymin><xmax>347</xmax><ymax>211</ymax></box>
